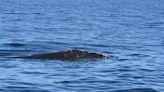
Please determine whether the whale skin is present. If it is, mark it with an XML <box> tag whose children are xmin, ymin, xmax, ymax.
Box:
<box><xmin>17</xmin><ymin>49</ymin><xmax>110</xmax><ymax>60</ymax></box>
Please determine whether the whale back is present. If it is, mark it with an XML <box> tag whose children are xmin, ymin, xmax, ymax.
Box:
<box><xmin>17</xmin><ymin>49</ymin><xmax>110</xmax><ymax>60</ymax></box>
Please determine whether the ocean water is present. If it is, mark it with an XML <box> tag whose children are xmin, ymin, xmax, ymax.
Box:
<box><xmin>0</xmin><ymin>0</ymin><xmax>164</xmax><ymax>92</ymax></box>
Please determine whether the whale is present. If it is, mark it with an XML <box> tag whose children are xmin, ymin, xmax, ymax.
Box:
<box><xmin>16</xmin><ymin>49</ymin><xmax>111</xmax><ymax>60</ymax></box>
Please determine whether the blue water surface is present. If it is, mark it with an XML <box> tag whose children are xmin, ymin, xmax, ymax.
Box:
<box><xmin>0</xmin><ymin>0</ymin><xmax>164</xmax><ymax>92</ymax></box>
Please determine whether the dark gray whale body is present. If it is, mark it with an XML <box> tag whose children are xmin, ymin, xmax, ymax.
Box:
<box><xmin>18</xmin><ymin>49</ymin><xmax>110</xmax><ymax>60</ymax></box>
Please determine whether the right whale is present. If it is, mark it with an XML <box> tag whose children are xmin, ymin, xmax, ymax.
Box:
<box><xmin>16</xmin><ymin>49</ymin><xmax>111</xmax><ymax>60</ymax></box>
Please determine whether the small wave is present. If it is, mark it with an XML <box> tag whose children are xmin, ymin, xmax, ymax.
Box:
<box><xmin>0</xmin><ymin>49</ymin><xmax>35</xmax><ymax>58</ymax></box>
<box><xmin>32</xmin><ymin>13</ymin><xmax>44</xmax><ymax>15</ymax></box>
<box><xmin>3</xmin><ymin>12</ymin><xmax>28</xmax><ymax>15</ymax></box>
<box><xmin>82</xmin><ymin>43</ymin><xmax>109</xmax><ymax>48</ymax></box>
<box><xmin>0</xmin><ymin>64</ymin><xmax>17</xmax><ymax>69</ymax></box>
<box><xmin>0</xmin><ymin>49</ymin><xmax>33</xmax><ymax>52</ymax></box>
<box><xmin>0</xmin><ymin>52</ymin><xmax>12</xmax><ymax>56</ymax></box>
<box><xmin>2</xmin><ymin>86</ymin><xmax>51</xmax><ymax>92</ymax></box>
<box><xmin>21</xmin><ymin>71</ymin><xmax>48</xmax><ymax>75</ymax></box>
<box><xmin>117</xmin><ymin>58</ymin><xmax>130</xmax><ymax>61</ymax></box>
<box><xmin>110</xmin><ymin>88</ymin><xmax>158</xmax><ymax>92</ymax></box>
<box><xmin>46</xmin><ymin>42</ymin><xmax>70</xmax><ymax>45</ymax></box>
<box><xmin>126</xmin><ymin>53</ymin><xmax>149</xmax><ymax>57</ymax></box>
<box><xmin>55</xmin><ymin>79</ymin><xmax>120</xmax><ymax>84</ymax></box>
<box><xmin>4</xmin><ymin>43</ymin><xmax>25</xmax><ymax>47</ymax></box>
<box><xmin>3</xmin><ymin>12</ymin><xmax>44</xmax><ymax>15</ymax></box>
<box><xmin>145</xmin><ymin>21</ymin><xmax>164</xmax><ymax>29</ymax></box>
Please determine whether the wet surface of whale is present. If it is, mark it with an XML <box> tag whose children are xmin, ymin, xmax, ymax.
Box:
<box><xmin>17</xmin><ymin>49</ymin><xmax>110</xmax><ymax>60</ymax></box>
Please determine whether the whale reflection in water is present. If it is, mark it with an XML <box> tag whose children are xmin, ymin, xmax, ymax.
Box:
<box><xmin>17</xmin><ymin>49</ymin><xmax>111</xmax><ymax>60</ymax></box>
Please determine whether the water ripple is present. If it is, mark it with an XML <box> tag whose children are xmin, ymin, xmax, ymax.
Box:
<box><xmin>110</xmin><ymin>88</ymin><xmax>159</xmax><ymax>92</ymax></box>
